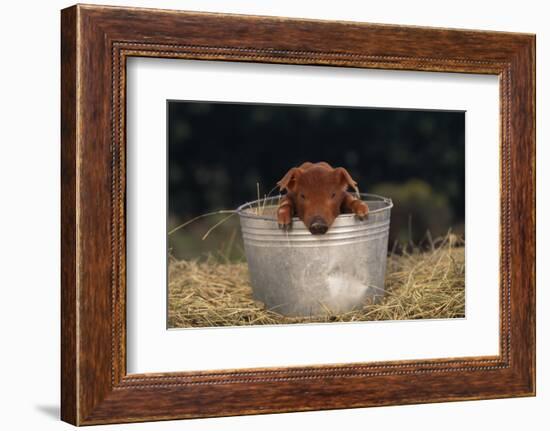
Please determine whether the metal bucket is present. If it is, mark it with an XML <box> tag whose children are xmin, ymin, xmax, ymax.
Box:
<box><xmin>237</xmin><ymin>193</ymin><xmax>393</xmax><ymax>317</ymax></box>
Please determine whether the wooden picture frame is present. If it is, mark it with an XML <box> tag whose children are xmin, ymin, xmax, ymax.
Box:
<box><xmin>61</xmin><ymin>4</ymin><xmax>535</xmax><ymax>425</ymax></box>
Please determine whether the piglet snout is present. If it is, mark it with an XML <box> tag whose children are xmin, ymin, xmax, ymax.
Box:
<box><xmin>309</xmin><ymin>216</ymin><xmax>329</xmax><ymax>235</ymax></box>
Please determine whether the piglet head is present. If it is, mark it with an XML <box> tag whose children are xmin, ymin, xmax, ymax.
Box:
<box><xmin>277</xmin><ymin>165</ymin><xmax>358</xmax><ymax>235</ymax></box>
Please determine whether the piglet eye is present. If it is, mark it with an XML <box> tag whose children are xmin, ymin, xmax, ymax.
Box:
<box><xmin>300</xmin><ymin>193</ymin><xmax>306</xmax><ymax>200</ymax></box>
<box><xmin>331</xmin><ymin>192</ymin><xmax>336</xmax><ymax>199</ymax></box>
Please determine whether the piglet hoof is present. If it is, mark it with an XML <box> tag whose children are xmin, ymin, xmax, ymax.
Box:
<box><xmin>278</xmin><ymin>222</ymin><xmax>292</xmax><ymax>231</ymax></box>
<box><xmin>354</xmin><ymin>201</ymin><xmax>369</xmax><ymax>220</ymax></box>
<box><xmin>277</xmin><ymin>210</ymin><xmax>292</xmax><ymax>231</ymax></box>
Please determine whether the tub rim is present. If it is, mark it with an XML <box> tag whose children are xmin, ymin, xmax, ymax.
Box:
<box><xmin>236</xmin><ymin>192</ymin><xmax>393</xmax><ymax>223</ymax></box>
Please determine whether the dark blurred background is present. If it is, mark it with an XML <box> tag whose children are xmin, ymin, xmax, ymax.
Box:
<box><xmin>168</xmin><ymin>101</ymin><xmax>464</xmax><ymax>260</ymax></box>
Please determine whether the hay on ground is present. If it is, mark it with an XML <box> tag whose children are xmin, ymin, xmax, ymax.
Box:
<box><xmin>168</xmin><ymin>243</ymin><xmax>465</xmax><ymax>328</ymax></box>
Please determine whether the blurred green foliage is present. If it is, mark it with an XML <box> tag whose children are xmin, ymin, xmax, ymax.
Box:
<box><xmin>168</xmin><ymin>102</ymin><xmax>464</xmax><ymax>259</ymax></box>
<box><xmin>371</xmin><ymin>180</ymin><xmax>460</xmax><ymax>248</ymax></box>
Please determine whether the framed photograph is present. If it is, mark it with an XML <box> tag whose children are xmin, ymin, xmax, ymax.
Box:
<box><xmin>61</xmin><ymin>4</ymin><xmax>535</xmax><ymax>425</ymax></box>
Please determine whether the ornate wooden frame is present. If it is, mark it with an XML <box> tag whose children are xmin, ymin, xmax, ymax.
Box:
<box><xmin>61</xmin><ymin>4</ymin><xmax>535</xmax><ymax>425</ymax></box>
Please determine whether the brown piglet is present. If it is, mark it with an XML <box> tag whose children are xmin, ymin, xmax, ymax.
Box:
<box><xmin>276</xmin><ymin>162</ymin><xmax>369</xmax><ymax>235</ymax></box>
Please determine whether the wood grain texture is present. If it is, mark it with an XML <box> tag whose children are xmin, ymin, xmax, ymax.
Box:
<box><xmin>60</xmin><ymin>4</ymin><xmax>535</xmax><ymax>425</ymax></box>
<box><xmin>60</xmin><ymin>6</ymin><xmax>78</xmax><ymax>425</ymax></box>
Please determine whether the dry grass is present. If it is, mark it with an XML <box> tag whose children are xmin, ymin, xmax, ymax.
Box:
<box><xmin>168</xmin><ymin>241</ymin><xmax>465</xmax><ymax>328</ymax></box>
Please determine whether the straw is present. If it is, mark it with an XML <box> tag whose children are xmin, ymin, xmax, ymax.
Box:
<box><xmin>168</xmin><ymin>236</ymin><xmax>465</xmax><ymax>328</ymax></box>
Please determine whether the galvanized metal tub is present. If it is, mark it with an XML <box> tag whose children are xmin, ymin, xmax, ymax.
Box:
<box><xmin>237</xmin><ymin>193</ymin><xmax>393</xmax><ymax>317</ymax></box>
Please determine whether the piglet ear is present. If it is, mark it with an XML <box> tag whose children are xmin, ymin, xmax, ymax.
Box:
<box><xmin>334</xmin><ymin>167</ymin><xmax>359</xmax><ymax>193</ymax></box>
<box><xmin>277</xmin><ymin>167</ymin><xmax>302</xmax><ymax>192</ymax></box>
